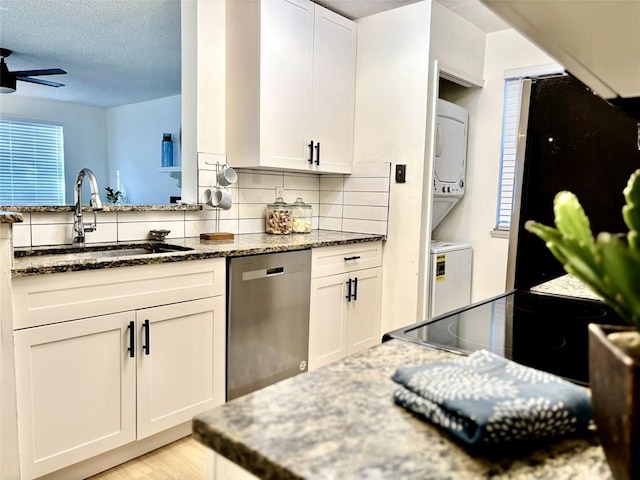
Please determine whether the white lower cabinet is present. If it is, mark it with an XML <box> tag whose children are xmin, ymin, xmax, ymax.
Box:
<box><xmin>14</xmin><ymin>311</ymin><xmax>137</xmax><ymax>480</ymax></box>
<box><xmin>309</xmin><ymin>242</ymin><xmax>383</xmax><ymax>371</ymax></box>
<box><xmin>12</xmin><ymin>259</ymin><xmax>226</xmax><ymax>479</ymax></box>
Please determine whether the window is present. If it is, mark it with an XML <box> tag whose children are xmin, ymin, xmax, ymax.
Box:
<box><xmin>0</xmin><ymin>119</ymin><xmax>65</xmax><ymax>206</ymax></box>
<box><xmin>495</xmin><ymin>78</ymin><xmax>523</xmax><ymax>231</ymax></box>
<box><xmin>494</xmin><ymin>64</ymin><xmax>564</xmax><ymax>234</ymax></box>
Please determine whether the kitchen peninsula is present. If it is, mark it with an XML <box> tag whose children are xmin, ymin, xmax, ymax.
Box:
<box><xmin>193</xmin><ymin>339</ymin><xmax>611</xmax><ymax>479</ymax></box>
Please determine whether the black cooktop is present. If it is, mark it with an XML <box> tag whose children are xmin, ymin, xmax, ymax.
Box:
<box><xmin>383</xmin><ymin>289</ymin><xmax>626</xmax><ymax>386</ymax></box>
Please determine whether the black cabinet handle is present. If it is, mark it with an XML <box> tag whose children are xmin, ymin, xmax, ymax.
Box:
<box><xmin>314</xmin><ymin>142</ymin><xmax>320</xmax><ymax>165</ymax></box>
<box><xmin>344</xmin><ymin>255</ymin><xmax>361</xmax><ymax>262</ymax></box>
<box><xmin>308</xmin><ymin>141</ymin><xmax>314</xmax><ymax>164</ymax></box>
<box><xmin>127</xmin><ymin>321</ymin><xmax>135</xmax><ymax>358</ymax></box>
<box><xmin>345</xmin><ymin>278</ymin><xmax>352</xmax><ymax>302</ymax></box>
<box><xmin>142</xmin><ymin>319</ymin><xmax>150</xmax><ymax>355</ymax></box>
<box><xmin>353</xmin><ymin>277</ymin><xmax>358</xmax><ymax>301</ymax></box>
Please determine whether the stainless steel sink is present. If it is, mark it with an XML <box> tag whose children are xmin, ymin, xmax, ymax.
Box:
<box><xmin>14</xmin><ymin>243</ymin><xmax>194</xmax><ymax>260</ymax></box>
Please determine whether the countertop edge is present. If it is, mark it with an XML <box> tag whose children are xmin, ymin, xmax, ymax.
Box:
<box><xmin>12</xmin><ymin>233</ymin><xmax>385</xmax><ymax>277</ymax></box>
<box><xmin>0</xmin><ymin>211</ymin><xmax>24</xmax><ymax>224</ymax></box>
<box><xmin>0</xmin><ymin>204</ymin><xmax>202</xmax><ymax>213</ymax></box>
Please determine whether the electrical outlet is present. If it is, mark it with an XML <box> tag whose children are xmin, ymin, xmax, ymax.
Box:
<box><xmin>275</xmin><ymin>187</ymin><xmax>285</xmax><ymax>199</ymax></box>
<box><xmin>395</xmin><ymin>164</ymin><xmax>407</xmax><ymax>183</ymax></box>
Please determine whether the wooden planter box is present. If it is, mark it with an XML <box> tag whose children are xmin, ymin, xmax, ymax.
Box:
<box><xmin>589</xmin><ymin>323</ymin><xmax>640</xmax><ymax>480</ymax></box>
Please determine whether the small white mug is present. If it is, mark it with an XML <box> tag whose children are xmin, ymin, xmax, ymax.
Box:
<box><xmin>212</xmin><ymin>187</ymin><xmax>233</xmax><ymax>210</ymax></box>
<box><xmin>217</xmin><ymin>165</ymin><xmax>238</xmax><ymax>187</ymax></box>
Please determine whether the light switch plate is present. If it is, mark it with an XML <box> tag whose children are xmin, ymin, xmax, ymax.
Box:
<box><xmin>395</xmin><ymin>164</ymin><xmax>407</xmax><ymax>183</ymax></box>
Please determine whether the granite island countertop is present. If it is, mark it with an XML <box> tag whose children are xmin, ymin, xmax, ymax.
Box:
<box><xmin>12</xmin><ymin>230</ymin><xmax>384</xmax><ymax>277</ymax></box>
<box><xmin>192</xmin><ymin>339</ymin><xmax>611</xmax><ymax>480</ymax></box>
<box><xmin>531</xmin><ymin>274</ymin><xmax>601</xmax><ymax>301</ymax></box>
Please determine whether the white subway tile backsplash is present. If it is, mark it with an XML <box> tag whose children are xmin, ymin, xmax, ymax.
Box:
<box><xmin>319</xmin><ymin>176</ymin><xmax>343</xmax><ymax>191</ymax></box>
<box><xmin>320</xmin><ymin>191</ymin><xmax>344</xmax><ymax>205</ymax></box>
<box><xmin>117</xmin><ymin>211</ymin><xmax>185</xmax><ymax>223</ymax></box>
<box><xmin>239</xmin><ymin>218</ymin><xmax>264</xmax><ymax>234</ymax></box>
<box><xmin>31</xmin><ymin>212</ymin><xmax>72</xmax><ymax>225</ymax></box>
<box><xmin>319</xmin><ymin>217</ymin><xmax>342</xmax><ymax>231</ymax></box>
<box><xmin>342</xmin><ymin>219</ymin><xmax>388</xmax><ymax>235</ymax></box>
<box><xmin>320</xmin><ymin>204</ymin><xmax>343</xmax><ymax>218</ymax></box>
<box><xmin>343</xmin><ymin>191</ymin><xmax>389</xmax><ymax>207</ymax></box>
<box><xmin>85</xmin><ymin>223</ymin><xmax>118</xmax><ymax>244</ymax></box>
<box><xmin>117</xmin><ymin>221</ymin><xmax>185</xmax><ymax>242</ymax></box>
<box><xmin>32</xmin><ymin>224</ymin><xmax>72</xmax><ymax>246</ymax></box>
<box><xmin>283</xmin><ymin>174</ymin><xmax>320</xmax><ymax>191</ymax></box>
<box><xmin>239</xmin><ymin>171</ymin><xmax>284</xmax><ymax>189</ymax></box>
<box><xmin>343</xmin><ymin>176</ymin><xmax>390</xmax><ymax>192</ymax></box>
<box><xmin>238</xmin><ymin>188</ymin><xmax>278</xmax><ymax>204</ymax></box>
<box><xmin>199</xmin><ymin>170</ymin><xmax>219</xmax><ymax>187</ymax></box>
<box><xmin>239</xmin><ymin>203</ymin><xmax>267</xmax><ymax>219</ymax></box>
<box><xmin>19</xmin><ymin>162</ymin><xmax>391</xmax><ymax>248</ymax></box>
<box><xmin>343</xmin><ymin>205</ymin><xmax>389</xmax><ymax>222</ymax></box>
<box><xmin>12</xmin><ymin>224</ymin><xmax>31</xmax><ymax>247</ymax></box>
<box><xmin>185</xmin><ymin>219</ymin><xmax>240</xmax><ymax>237</ymax></box>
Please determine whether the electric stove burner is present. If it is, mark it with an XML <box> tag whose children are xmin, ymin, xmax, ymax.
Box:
<box><xmin>383</xmin><ymin>289</ymin><xmax>626</xmax><ymax>386</ymax></box>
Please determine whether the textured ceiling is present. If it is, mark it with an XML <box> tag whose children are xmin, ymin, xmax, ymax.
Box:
<box><xmin>0</xmin><ymin>0</ymin><xmax>507</xmax><ymax>109</ymax></box>
<box><xmin>0</xmin><ymin>0</ymin><xmax>181</xmax><ymax>108</ymax></box>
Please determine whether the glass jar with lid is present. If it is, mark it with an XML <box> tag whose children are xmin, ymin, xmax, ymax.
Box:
<box><xmin>265</xmin><ymin>197</ymin><xmax>293</xmax><ymax>234</ymax></box>
<box><xmin>291</xmin><ymin>197</ymin><xmax>312</xmax><ymax>233</ymax></box>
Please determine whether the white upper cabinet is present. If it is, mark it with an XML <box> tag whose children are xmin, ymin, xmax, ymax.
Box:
<box><xmin>226</xmin><ymin>0</ymin><xmax>357</xmax><ymax>174</ymax></box>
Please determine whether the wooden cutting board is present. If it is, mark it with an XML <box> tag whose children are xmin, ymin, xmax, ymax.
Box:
<box><xmin>200</xmin><ymin>232</ymin><xmax>235</xmax><ymax>240</ymax></box>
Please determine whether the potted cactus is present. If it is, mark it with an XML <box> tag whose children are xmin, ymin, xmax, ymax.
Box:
<box><xmin>525</xmin><ymin>169</ymin><xmax>640</xmax><ymax>480</ymax></box>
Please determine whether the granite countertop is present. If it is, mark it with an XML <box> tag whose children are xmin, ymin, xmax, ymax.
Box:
<box><xmin>1</xmin><ymin>211</ymin><xmax>24</xmax><ymax>224</ymax></box>
<box><xmin>193</xmin><ymin>339</ymin><xmax>610</xmax><ymax>479</ymax></box>
<box><xmin>0</xmin><ymin>204</ymin><xmax>202</xmax><ymax>213</ymax></box>
<box><xmin>12</xmin><ymin>231</ymin><xmax>384</xmax><ymax>277</ymax></box>
<box><xmin>531</xmin><ymin>274</ymin><xmax>601</xmax><ymax>301</ymax></box>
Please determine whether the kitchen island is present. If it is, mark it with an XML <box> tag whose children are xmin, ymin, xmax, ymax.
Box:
<box><xmin>192</xmin><ymin>339</ymin><xmax>611</xmax><ymax>479</ymax></box>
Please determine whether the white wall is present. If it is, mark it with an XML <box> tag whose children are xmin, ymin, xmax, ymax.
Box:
<box><xmin>433</xmin><ymin>29</ymin><xmax>557</xmax><ymax>302</ymax></box>
<box><xmin>106</xmin><ymin>95</ymin><xmax>182</xmax><ymax>205</ymax></box>
<box><xmin>354</xmin><ymin>1</ymin><xmax>432</xmax><ymax>334</ymax></box>
<box><xmin>429</xmin><ymin>1</ymin><xmax>486</xmax><ymax>81</ymax></box>
<box><xmin>0</xmin><ymin>95</ymin><xmax>108</xmax><ymax>205</ymax></box>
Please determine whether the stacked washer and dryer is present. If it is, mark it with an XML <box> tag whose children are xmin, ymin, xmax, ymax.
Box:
<box><xmin>428</xmin><ymin>98</ymin><xmax>472</xmax><ymax>318</ymax></box>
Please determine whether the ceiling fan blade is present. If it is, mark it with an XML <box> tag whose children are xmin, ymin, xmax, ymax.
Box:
<box><xmin>18</xmin><ymin>76</ymin><xmax>65</xmax><ymax>88</ymax></box>
<box><xmin>14</xmin><ymin>68</ymin><xmax>67</xmax><ymax>77</ymax></box>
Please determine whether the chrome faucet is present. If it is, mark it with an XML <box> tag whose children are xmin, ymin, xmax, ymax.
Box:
<box><xmin>73</xmin><ymin>168</ymin><xmax>103</xmax><ymax>245</ymax></box>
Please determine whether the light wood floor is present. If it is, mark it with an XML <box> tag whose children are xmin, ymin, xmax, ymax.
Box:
<box><xmin>88</xmin><ymin>436</ymin><xmax>207</xmax><ymax>480</ymax></box>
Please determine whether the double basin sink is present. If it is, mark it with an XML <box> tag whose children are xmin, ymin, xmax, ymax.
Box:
<box><xmin>14</xmin><ymin>242</ymin><xmax>194</xmax><ymax>261</ymax></box>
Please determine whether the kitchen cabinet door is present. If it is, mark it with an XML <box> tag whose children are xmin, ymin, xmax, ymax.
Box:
<box><xmin>226</xmin><ymin>0</ymin><xmax>356</xmax><ymax>174</ymax></box>
<box><xmin>136</xmin><ymin>296</ymin><xmax>225</xmax><ymax>439</ymax></box>
<box><xmin>259</xmin><ymin>0</ymin><xmax>315</xmax><ymax>170</ymax></box>
<box><xmin>14</xmin><ymin>312</ymin><xmax>136</xmax><ymax>479</ymax></box>
<box><xmin>309</xmin><ymin>273</ymin><xmax>349</xmax><ymax>370</ymax></box>
<box><xmin>347</xmin><ymin>267</ymin><xmax>382</xmax><ymax>355</ymax></box>
<box><xmin>311</xmin><ymin>4</ymin><xmax>357</xmax><ymax>174</ymax></box>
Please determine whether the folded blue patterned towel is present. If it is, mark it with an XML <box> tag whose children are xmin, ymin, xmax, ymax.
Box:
<box><xmin>392</xmin><ymin>350</ymin><xmax>592</xmax><ymax>445</ymax></box>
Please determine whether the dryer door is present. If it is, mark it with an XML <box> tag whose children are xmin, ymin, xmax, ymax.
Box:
<box><xmin>434</xmin><ymin>115</ymin><xmax>466</xmax><ymax>194</ymax></box>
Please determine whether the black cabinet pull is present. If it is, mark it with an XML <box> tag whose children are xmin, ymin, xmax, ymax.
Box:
<box><xmin>344</xmin><ymin>255</ymin><xmax>361</xmax><ymax>262</ymax></box>
<box><xmin>308</xmin><ymin>141</ymin><xmax>314</xmax><ymax>164</ymax></box>
<box><xmin>314</xmin><ymin>142</ymin><xmax>320</xmax><ymax>165</ymax></box>
<box><xmin>353</xmin><ymin>277</ymin><xmax>358</xmax><ymax>301</ymax></box>
<box><xmin>345</xmin><ymin>278</ymin><xmax>352</xmax><ymax>302</ymax></box>
<box><xmin>127</xmin><ymin>321</ymin><xmax>135</xmax><ymax>358</ymax></box>
<box><xmin>142</xmin><ymin>319</ymin><xmax>150</xmax><ymax>355</ymax></box>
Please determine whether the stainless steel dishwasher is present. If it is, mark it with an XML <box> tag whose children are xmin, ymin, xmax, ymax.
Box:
<box><xmin>227</xmin><ymin>249</ymin><xmax>311</xmax><ymax>400</ymax></box>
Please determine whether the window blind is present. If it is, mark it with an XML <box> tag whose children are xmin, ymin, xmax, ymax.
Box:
<box><xmin>0</xmin><ymin>119</ymin><xmax>65</xmax><ymax>206</ymax></box>
<box><xmin>495</xmin><ymin>78</ymin><xmax>522</xmax><ymax>231</ymax></box>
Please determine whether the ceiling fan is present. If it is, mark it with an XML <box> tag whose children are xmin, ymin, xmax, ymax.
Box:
<box><xmin>0</xmin><ymin>48</ymin><xmax>67</xmax><ymax>94</ymax></box>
